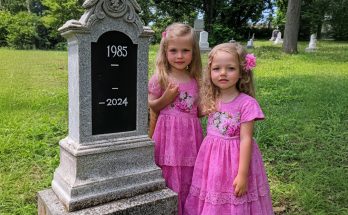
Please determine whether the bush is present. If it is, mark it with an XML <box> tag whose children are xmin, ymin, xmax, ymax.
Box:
<box><xmin>209</xmin><ymin>23</ymin><xmax>240</xmax><ymax>46</ymax></box>
<box><xmin>0</xmin><ymin>11</ymin><xmax>11</xmax><ymax>47</ymax></box>
<box><xmin>6</xmin><ymin>12</ymin><xmax>39</xmax><ymax>49</ymax></box>
<box><xmin>6</xmin><ymin>12</ymin><xmax>51</xmax><ymax>49</ymax></box>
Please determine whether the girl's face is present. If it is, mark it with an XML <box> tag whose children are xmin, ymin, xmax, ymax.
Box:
<box><xmin>210</xmin><ymin>50</ymin><xmax>241</xmax><ymax>93</ymax></box>
<box><xmin>166</xmin><ymin>35</ymin><xmax>193</xmax><ymax>73</ymax></box>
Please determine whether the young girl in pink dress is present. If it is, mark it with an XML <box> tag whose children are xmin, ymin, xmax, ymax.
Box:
<box><xmin>184</xmin><ymin>42</ymin><xmax>274</xmax><ymax>215</ymax></box>
<box><xmin>148</xmin><ymin>23</ymin><xmax>203</xmax><ymax>215</ymax></box>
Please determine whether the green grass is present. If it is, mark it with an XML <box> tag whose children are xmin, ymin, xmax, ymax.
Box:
<box><xmin>1</xmin><ymin>41</ymin><xmax>348</xmax><ymax>214</ymax></box>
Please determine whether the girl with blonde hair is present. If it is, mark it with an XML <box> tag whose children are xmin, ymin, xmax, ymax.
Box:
<box><xmin>185</xmin><ymin>42</ymin><xmax>274</xmax><ymax>215</ymax></box>
<box><xmin>148</xmin><ymin>23</ymin><xmax>203</xmax><ymax>214</ymax></box>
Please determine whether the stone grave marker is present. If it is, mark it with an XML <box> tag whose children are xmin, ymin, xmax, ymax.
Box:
<box><xmin>199</xmin><ymin>30</ymin><xmax>211</xmax><ymax>52</ymax></box>
<box><xmin>305</xmin><ymin>33</ymin><xmax>318</xmax><ymax>52</ymax></box>
<box><xmin>37</xmin><ymin>0</ymin><xmax>177</xmax><ymax>214</ymax></box>
<box><xmin>274</xmin><ymin>31</ymin><xmax>283</xmax><ymax>45</ymax></box>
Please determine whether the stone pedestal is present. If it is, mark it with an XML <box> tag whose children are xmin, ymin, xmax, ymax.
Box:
<box><xmin>51</xmin><ymin>136</ymin><xmax>170</xmax><ymax>211</ymax></box>
<box><xmin>38</xmin><ymin>188</ymin><xmax>177</xmax><ymax>215</ymax></box>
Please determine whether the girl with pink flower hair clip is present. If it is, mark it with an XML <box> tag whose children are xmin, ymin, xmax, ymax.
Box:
<box><xmin>148</xmin><ymin>23</ymin><xmax>203</xmax><ymax>215</ymax></box>
<box><xmin>184</xmin><ymin>43</ymin><xmax>274</xmax><ymax>215</ymax></box>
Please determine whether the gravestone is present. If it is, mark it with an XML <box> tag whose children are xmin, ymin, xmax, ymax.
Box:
<box><xmin>37</xmin><ymin>0</ymin><xmax>177</xmax><ymax>214</ymax></box>
<box><xmin>246</xmin><ymin>39</ymin><xmax>254</xmax><ymax>49</ymax></box>
<box><xmin>269</xmin><ymin>29</ymin><xmax>279</xmax><ymax>41</ymax></box>
<box><xmin>273</xmin><ymin>31</ymin><xmax>283</xmax><ymax>45</ymax></box>
<box><xmin>194</xmin><ymin>19</ymin><xmax>204</xmax><ymax>44</ymax></box>
<box><xmin>229</xmin><ymin>38</ymin><xmax>236</xmax><ymax>43</ymax></box>
<box><xmin>305</xmin><ymin>33</ymin><xmax>317</xmax><ymax>52</ymax></box>
<box><xmin>199</xmin><ymin>31</ymin><xmax>211</xmax><ymax>52</ymax></box>
<box><xmin>246</xmin><ymin>33</ymin><xmax>255</xmax><ymax>49</ymax></box>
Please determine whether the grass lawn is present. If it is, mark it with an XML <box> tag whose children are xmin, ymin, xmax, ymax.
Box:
<box><xmin>0</xmin><ymin>40</ymin><xmax>347</xmax><ymax>214</ymax></box>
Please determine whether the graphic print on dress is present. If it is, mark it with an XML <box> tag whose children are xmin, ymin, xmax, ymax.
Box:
<box><xmin>209</xmin><ymin>111</ymin><xmax>241</xmax><ymax>137</ymax></box>
<box><xmin>171</xmin><ymin>91</ymin><xmax>195</xmax><ymax>113</ymax></box>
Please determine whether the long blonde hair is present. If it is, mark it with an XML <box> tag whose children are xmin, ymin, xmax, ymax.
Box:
<box><xmin>200</xmin><ymin>42</ymin><xmax>256</xmax><ymax>114</ymax></box>
<box><xmin>155</xmin><ymin>23</ymin><xmax>202</xmax><ymax>89</ymax></box>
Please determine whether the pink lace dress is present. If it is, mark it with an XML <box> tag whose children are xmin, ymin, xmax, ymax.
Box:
<box><xmin>148</xmin><ymin>75</ymin><xmax>203</xmax><ymax>215</ymax></box>
<box><xmin>184</xmin><ymin>93</ymin><xmax>274</xmax><ymax>215</ymax></box>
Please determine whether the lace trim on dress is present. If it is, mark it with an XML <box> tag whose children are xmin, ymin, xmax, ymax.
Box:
<box><xmin>156</xmin><ymin>155</ymin><xmax>197</xmax><ymax>166</ymax></box>
<box><xmin>189</xmin><ymin>184</ymin><xmax>270</xmax><ymax>205</ymax></box>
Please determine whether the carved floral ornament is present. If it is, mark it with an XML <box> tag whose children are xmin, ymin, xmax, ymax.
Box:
<box><xmin>59</xmin><ymin>0</ymin><xmax>143</xmax><ymax>33</ymax></box>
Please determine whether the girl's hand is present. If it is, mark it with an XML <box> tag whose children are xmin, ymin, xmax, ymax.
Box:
<box><xmin>232</xmin><ymin>174</ymin><xmax>248</xmax><ymax>197</ymax></box>
<box><xmin>162</xmin><ymin>82</ymin><xmax>179</xmax><ymax>104</ymax></box>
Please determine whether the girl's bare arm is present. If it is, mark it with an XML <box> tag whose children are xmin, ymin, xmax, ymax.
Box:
<box><xmin>233</xmin><ymin>121</ymin><xmax>253</xmax><ymax>197</ymax></box>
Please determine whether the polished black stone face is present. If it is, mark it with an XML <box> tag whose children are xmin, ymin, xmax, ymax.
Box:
<box><xmin>92</xmin><ymin>31</ymin><xmax>137</xmax><ymax>135</ymax></box>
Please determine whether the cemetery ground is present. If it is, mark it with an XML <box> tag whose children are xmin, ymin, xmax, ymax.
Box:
<box><xmin>0</xmin><ymin>40</ymin><xmax>347</xmax><ymax>215</ymax></box>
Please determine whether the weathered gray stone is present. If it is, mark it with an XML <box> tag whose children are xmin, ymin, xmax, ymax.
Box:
<box><xmin>38</xmin><ymin>188</ymin><xmax>178</xmax><ymax>215</ymax></box>
<box><xmin>38</xmin><ymin>0</ymin><xmax>177</xmax><ymax>213</ymax></box>
<box><xmin>199</xmin><ymin>31</ymin><xmax>211</xmax><ymax>52</ymax></box>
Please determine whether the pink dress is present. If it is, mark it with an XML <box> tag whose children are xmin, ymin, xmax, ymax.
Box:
<box><xmin>148</xmin><ymin>75</ymin><xmax>203</xmax><ymax>215</ymax></box>
<box><xmin>184</xmin><ymin>93</ymin><xmax>274</xmax><ymax>215</ymax></box>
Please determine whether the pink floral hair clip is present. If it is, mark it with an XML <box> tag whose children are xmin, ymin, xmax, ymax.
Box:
<box><xmin>162</xmin><ymin>31</ymin><xmax>167</xmax><ymax>38</ymax></box>
<box><xmin>244</xmin><ymin>53</ymin><xmax>256</xmax><ymax>72</ymax></box>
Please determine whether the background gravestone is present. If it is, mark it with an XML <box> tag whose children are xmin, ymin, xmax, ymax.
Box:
<box><xmin>37</xmin><ymin>0</ymin><xmax>177</xmax><ymax>214</ymax></box>
<box><xmin>193</xmin><ymin>19</ymin><xmax>204</xmax><ymax>44</ymax></box>
<box><xmin>305</xmin><ymin>33</ymin><xmax>318</xmax><ymax>52</ymax></box>
<box><xmin>199</xmin><ymin>31</ymin><xmax>211</xmax><ymax>52</ymax></box>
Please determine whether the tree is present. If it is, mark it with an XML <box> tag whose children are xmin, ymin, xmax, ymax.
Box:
<box><xmin>283</xmin><ymin>0</ymin><xmax>301</xmax><ymax>54</ymax></box>
<box><xmin>41</xmin><ymin>0</ymin><xmax>84</xmax><ymax>48</ymax></box>
<box><xmin>328</xmin><ymin>0</ymin><xmax>348</xmax><ymax>40</ymax></box>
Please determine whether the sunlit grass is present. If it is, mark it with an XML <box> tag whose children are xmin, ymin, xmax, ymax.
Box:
<box><xmin>0</xmin><ymin>40</ymin><xmax>347</xmax><ymax>214</ymax></box>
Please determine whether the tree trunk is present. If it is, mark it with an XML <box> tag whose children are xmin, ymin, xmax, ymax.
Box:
<box><xmin>203</xmin><ymin>0</ymin><xmax>216</xmax><ymax>34</ymax></box>
<box><xmin>283</xmin><ymin>0</ymin><xmax>301</xmax><ymax>54</ymax></box>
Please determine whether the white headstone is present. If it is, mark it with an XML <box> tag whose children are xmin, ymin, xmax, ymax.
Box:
<box><xmin>305</xmin><ymin>34</ymin><xmax>317</xmax><ymax>52</ymax></box>
<box><xmin>269</xmin><ymin>29</ymin><xmax>279</xmax><ymax>41</ymax></box>
<box><xmin>274</xmin><ymin>31</ymin><xmax>283</xmax><ymax>45</ymax></box>
<box><xmin>199</xmin><ymin>31</ymin><xmax>211</xmax><ymax>52</ymax></box>
<box><xmin>246</xmin><ymin>39</ymin><xmax>254</xmax><ymax>49</ymax></box>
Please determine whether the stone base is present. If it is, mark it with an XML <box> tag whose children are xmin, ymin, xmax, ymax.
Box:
<box><xmin>38</xmin><ymin>188</ymin><xmax>178</xmax><ymax>215</ymax></box>
<box><xmin>51</xmin><ymin>136</ymin><xmax>168</xmax><ymax>211</ymax></box>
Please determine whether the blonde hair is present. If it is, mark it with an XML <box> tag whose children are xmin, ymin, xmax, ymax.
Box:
<box><xmin>200</xmin><ymin>42</ymin><xmax>256</xmax><ymax>114</ymax></box>
<box><xmin>155</xmin><ymin>23</ymin><xmax>202</xmax><ymax>89</ymax></box>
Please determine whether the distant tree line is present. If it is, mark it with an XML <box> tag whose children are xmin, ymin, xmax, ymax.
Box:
<box><xmin>0</xmin><ymin>0</ymin><xmax>347</xmax><ymax>50</ymax></box>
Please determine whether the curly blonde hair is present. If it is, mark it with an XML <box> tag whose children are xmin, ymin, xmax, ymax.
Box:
<box><xmin>200</xmin><ymin>42</ymin><xmax>256</xmax><ymax>114</ymax></box>
<box><xmin>155</xmin><ymin>23</ymin><xmax>202</xmax><ymax>89</ymax></box>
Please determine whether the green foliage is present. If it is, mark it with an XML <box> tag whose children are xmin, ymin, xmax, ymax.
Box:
<box><xmin>41</xmin><ymin>0</ymin><xmax>84</xmax><ymax>47</ymax></box>
<box><xmin>0</xmin><ymin>0</ymin><xmax>27</xmax><ymax>13</ymax></box>
<box><xmin>0</xmin><ymin>11</ymin><xmax>11</xmax><ymax>46</ymax></box>
<box><xmin>274</xmin><ymin>0</ymin><xmax>348</xmax><ymax>40</ymax></box>
<box><xmin>209</xmin><ymin>23</ymin><xmax>238</xmax><ymax>46</ymax></box>
<box><xmin>328</xmin><ymin>0</ymin><xmax>348</xmax><ymax>40</ymax></box>
<box><xmin>6</xmin><ymin>12</ymin><xmax>41</xmax><ymax>49</ymax></box>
